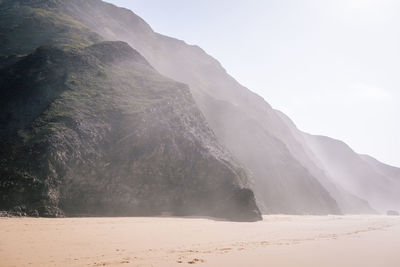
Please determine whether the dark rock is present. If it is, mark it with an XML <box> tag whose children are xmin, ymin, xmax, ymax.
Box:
<box><xmin>387</xmin><ymin>210</ymin><xmax>399</xmax><ymax>216</ymax></box>
<box><xmin>0</xmin><ymin>37</ymin><xmax>261</xmax><ymax>221</ymax></box>
<box><xmin>215</xmin><ymin>188</ymin><xmax>262</xmax><ymax>222</ymax></box>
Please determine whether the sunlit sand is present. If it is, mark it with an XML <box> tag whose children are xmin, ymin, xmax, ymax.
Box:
<box><xmin>1</xmin><ymin>215</ymin><xmax>399</xmax><ymax>266</ymax></box>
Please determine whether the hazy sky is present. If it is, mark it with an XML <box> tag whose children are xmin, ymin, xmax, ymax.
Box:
<box><xmin>106</xmin><ymin>0</ymin><xmax>399</xmax><ymax>167</ymax></box>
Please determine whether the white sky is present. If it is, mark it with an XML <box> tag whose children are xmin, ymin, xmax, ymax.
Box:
<box><xmin>106</xmin><ymin>0</ymin><xmax>400</xmax><ymax>167</ymax></box>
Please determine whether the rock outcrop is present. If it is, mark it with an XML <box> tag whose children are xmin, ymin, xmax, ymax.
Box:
<box><xmin>1</xmin><ymin>0</ymin><xmax>399</xmax><ymax>216</ymax></box>
<box><xmin>0</xmin><ymin>4</ymin><xmax>261</xmax><ymax>221</ymax></box>
<box><xmin>50</xmin><ymin>0</ymin><xmax>341</xmax><ymax>214</ymax></box>
<box><xmin>387</xmin><ymin>210</ymin><xmax>399</xmax><ymax>216</ymax></box>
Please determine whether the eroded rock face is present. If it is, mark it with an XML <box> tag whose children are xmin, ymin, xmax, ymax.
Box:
<box><xmin>49</xmin><ymin>0</ymin><xmax>342</xmax><ymax>215</ymax></box>
<box><xmin>0</xmin><ymin>40</ymin><xmax>261</xmax><ymax>221</ymax></box>
<box><xmin>59</xmin><ymin>0</ymin><xmax>399</xmax><ymax>216</ymax></box>
<box><xmin>0</xmin><ymin>0</ymin><xmax>339</xmax><ymax>217</ymax></box>
<box><xmin>5</xmin><ymin>0</ymin><xmax>398</xmax><ymax>218</ymax></box>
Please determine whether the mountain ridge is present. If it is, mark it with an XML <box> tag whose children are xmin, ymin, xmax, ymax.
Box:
<box><xmin>57</xmin><ymin>0</ymin><xmax>341</xmax><ymax>214</ymax></box>
<box><xmin>0</xmin><ymin>10</ymin><xmax>262</xmax><ymax>221</ymax></box>
<box><xmin>83</xmin><ymin>0</ymin><xmax>397</xmax><ymax>214</ymax></box>
<box><xmin>0</xmin><ymin>0</ymin><xmax>398</xmax><ymax>216</ymax></box>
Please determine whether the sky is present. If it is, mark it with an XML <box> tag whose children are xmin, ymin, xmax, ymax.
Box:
<box><xmin>106</xmin><ymin>0</ymin><xmax>400</xmax><ymax>167</ymax></box>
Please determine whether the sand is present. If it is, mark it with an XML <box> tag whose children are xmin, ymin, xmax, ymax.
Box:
<box><xmin>1</xmin><ymin>215</ymin><xmax>399</xmax><ymax>266</ymax></box>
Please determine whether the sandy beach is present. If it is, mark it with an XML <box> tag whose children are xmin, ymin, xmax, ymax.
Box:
<box><xmin>1</xmin><ymin>215</ymin><xmax>399</xmax><ymax>266</ymax></box>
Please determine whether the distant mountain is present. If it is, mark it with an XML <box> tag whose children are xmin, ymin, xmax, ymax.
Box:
<box><xmin>276</xmin><ymin>111</ymin><xmax>376</xmax><ymax>214</ymax></box>
<box><xmin>304</xmin><ymin>135</ymin><xmax>400</xmax><ymax>213</ymax></box>
<box><xmin>0</xmin><ymin>1</ymin><xmax>261</xmax><ymax>221</ymax></box>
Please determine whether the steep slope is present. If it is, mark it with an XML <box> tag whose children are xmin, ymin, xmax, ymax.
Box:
<box><xmin>361</xmin><ymin>154</ymin><xmax>400</xmax><ymax>182</ymax></box>
<box><xmin>305</xmin><ymin>135</ymin><xmax>400</xmax><ymax>213</ymax></box>
<box><xmin>67</xmin><ymin>0</ymin><xmax>398</xmax><ymax>215</ymax></box>
<box><xmin>196</xmin><ymin>94</ymin><xmax>340</xmax><ymax>214</ymax></box>
<box><xmin>275</xmin><ymin>111</ymin><xmax>375</xmax><ymax>214</ymax></box>
<box><xmin>66</xmin><ymin>0</ymin><xmax>400</xmax><ymax>215</ymax></box>
<box><xmin>2</xmin><ymin>0</ymin><xmax>397</xmax><ymax>215</ymax></box>
<box><xmin>48</xmin><ymin>0</ymin><xmax>341</xmax><ymax>214</ymax></box>
<box><xmin>0</xmin><ymin>1</ymin><xmax>103</xmax><ymax>56</ymax></box>
<box><xmin>0</xmin><ymin>3</ymin><xmax>261</xmax><ymax>221</ymax></box>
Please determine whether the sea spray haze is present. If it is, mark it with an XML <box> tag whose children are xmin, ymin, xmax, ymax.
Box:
<box><xmin>92</xmin><ymin>0</ymin><xmax>399</xmax><ymax>214</ymax></box>
<box><xmin>0</xmin><ymin>0</ymin><xmax>399</xmax><ymax>218</ymax></box>
<box><xmin>51</xmin><ymin>0</ymin><xmax>399</xmax><ymax>214</ymax></box>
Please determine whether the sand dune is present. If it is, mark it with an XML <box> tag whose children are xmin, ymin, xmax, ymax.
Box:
<box><xmin>1</xmin><ymin>215</ymin><xmax>399</xmax><ymax>266</ymax></box>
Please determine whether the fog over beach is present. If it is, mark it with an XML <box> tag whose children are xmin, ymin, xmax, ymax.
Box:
<box><xmin>0</xmin><ymin>1</ymin><xmax>399</xmax><ymax>266</ymax></box>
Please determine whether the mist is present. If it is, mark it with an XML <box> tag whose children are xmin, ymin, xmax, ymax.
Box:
<box><xmin>1</xmin><ymin>1</ymin><xmax>400</xmax><ymax>266</ymax></box>
<box><xmin>106</xmin><ymin>0</ymin><xmax>400</xmax><ymax>168</ymax></box>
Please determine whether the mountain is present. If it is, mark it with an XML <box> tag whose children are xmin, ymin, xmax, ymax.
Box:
<box><xmin>304</xmin><ymin>135</ymin><xmax>400</xmax><ymax>213</ymax></box>
<box><xmin>0</xmin><ymin>0</ymin><xmax>398</xmax><ymax>216</ymax></box>
<box><xmin>39</xmin><ymin>0</ymin><xmax>340</xmax><ymax>214</ymax></box>
<box><xmin>275</xmin><ymin>111</ymin><xmax>376</xmax><ymax>214</ymax></box>
<box><xmin>66</xmin><ymin>0</ymin><xmax>396</xmax><ymax>214</ymax></box>
<box><xmin>0</xmin><ymin>2</ymin><xmax>261</xmax><ymax>221</ymax></box>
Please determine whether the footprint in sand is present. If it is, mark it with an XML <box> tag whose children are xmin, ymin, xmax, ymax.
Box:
<box><xmin>218</xmin><ymin>248</ymin><xmax>232</xmax><ymax>253</ymax></box>
<box><xmin>188</xmin><ymin>258</ymin><xmax>205</xmax><ymax>264</ymax></box>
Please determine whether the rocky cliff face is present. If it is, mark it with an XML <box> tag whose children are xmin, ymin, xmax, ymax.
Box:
<box><xmin>50</xmin><ymin>0</ymin><xmax>341</xmax><ymax>214</ymax></box>
<box><xmin>55</xmin><ymin>0</ymin><xmax>399</xmax><ymax>215</ymax></box>
<box><xmin>1</xmin><ymin>0</ymin><xmax>398</xmax><ymax>216</ymax></box>
<box><xmin>0</xmin><ymin>2</ymin><xmax>261</xmax><ymax>221</ymax></box>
